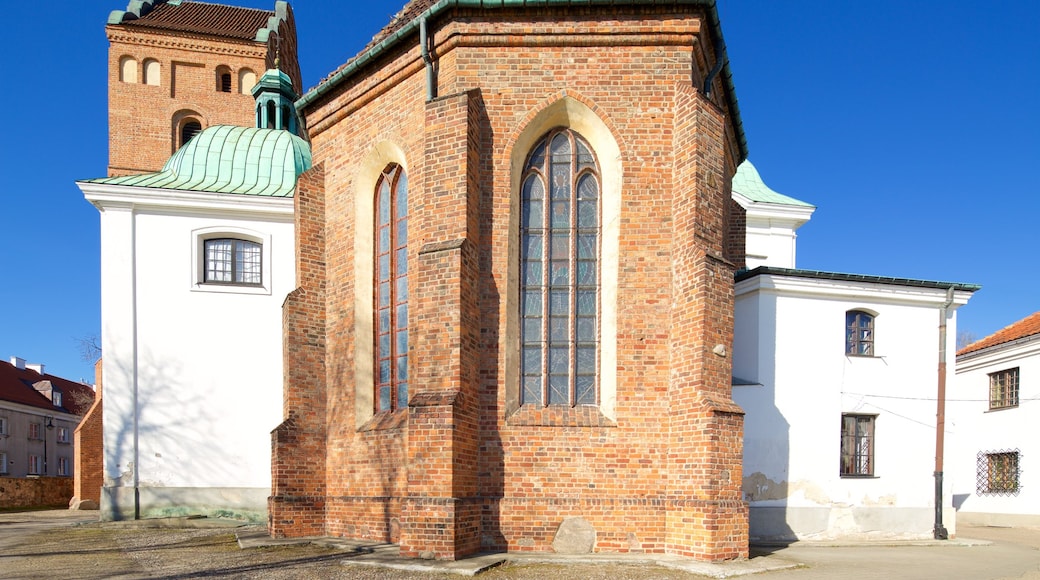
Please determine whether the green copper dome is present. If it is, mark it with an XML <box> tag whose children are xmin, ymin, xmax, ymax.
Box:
<box><xmin>732</xmin><ymin>160</ymin><xmax>814</xmax><ymax>208</ymax></box>
<box><xmin>83</xmin><ymin>126</ymin><xmax>311</xmax><ymax>197</ymax></box>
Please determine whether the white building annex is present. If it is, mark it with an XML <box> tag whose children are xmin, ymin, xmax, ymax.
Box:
<box><xmin>78</xmin><ymin>68</ymin><xmax>309</xmax><ymax>521</ymax></box>
<box><xmin>731</xmin><ymin>161</ymin><xmax>979</xmax><ymax>541</ymax></box>
<box><xmin>950</xmin><ymin>311</ymin><xmax>1040</xmax><ymax>527</ymax></box>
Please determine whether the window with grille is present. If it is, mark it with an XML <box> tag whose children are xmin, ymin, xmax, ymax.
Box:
<box><xmin>846</xmin><ymin>310</ymin><xmax>874</xmax><ymax>356</ymax></box>
<box><xmin>977</xmin><ymin>450</ymin><xmax>1021</xmax><ymax>496</ymax></box>
<box><xmin>374</xmin><ymin>164</ymin><xmax>409</xmax><ymax>413</ymax></box>
<box><xmin>28</xmin><ymin>454</ymin><xmax>41</xmax><ymax>475</ymax></box>
<box><xmin>840</xmin><ymin>414</ymin><xmax>875</xmax><ymax>476</ymax></box>
<box><xmin>520</xmin><ymin>128</ymin><xmax>600</xmax><ymax>407</ymax></box>
<box><xmin>204</xmin><ymin>238</ymin><xmax>262</xmax><ymax>285</ymax></box>
<box><xmin>989</xmin><ymin>368</ymin><xmax>1019</xmax><ymax>410</ymax></box>
<box><xmin>180</xmin><ymin>120</ymin><xmax>202</xmax><ymax>147</ymax></box>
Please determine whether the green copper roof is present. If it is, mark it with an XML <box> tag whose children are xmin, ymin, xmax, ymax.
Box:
<box><xmin>83</xmin><ymin>126</ymin><xmax>311</xmax><ymax>197</ymax></box>
<box><xmin>732</xmin><ymin>160</ymin><xmax>814</xmax><ymax>208</ymax></box>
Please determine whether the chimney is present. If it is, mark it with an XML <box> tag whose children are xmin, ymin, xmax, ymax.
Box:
<box><xmin>26</xmin><ymin>363</ymin><xmax>45</xmax><ymax>375</ymax></box>
<box><xmin>10</xmin><ymin>356</ymin><xmax>26</xmax><ymax>370</ymax></box>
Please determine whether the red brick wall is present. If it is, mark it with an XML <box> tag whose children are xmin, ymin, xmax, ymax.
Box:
<box><xmin>273</xmin><ymin>5</ymin><xmax>747</xmax><ymax>561</ymax></box>
<box><xmin>106</xmin><ymin>18</ymin><xmax>301</xmax><ymax>177</ymax></box>
<box><xmin>73</xmin><ymin>359</ymin><xmax>104</xmax><ymax>505</ymax></box>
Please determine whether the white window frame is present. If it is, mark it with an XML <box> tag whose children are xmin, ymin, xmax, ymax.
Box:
<box><xmin>28</xmin><ymin>454</ymin><xmax>41</xmax><ymax>475</ymax></box>
<box><xmin>52</xmin><ymin>391</ymin><xmax>62</xmax><ymax>407</ymax></box>
<box><xmin>57</xmin><ymin>457</ymin><xmax>69</xmax><ymax>477</ymax></box>
<box><xmin>57</xmin><ymin>426</ymin><xmax>70</xmax><ymax>444</ymax></box>
<box><xmin>191</xmin><ymin>226</ymin><xmax>273</xmax><ymax>295</ymax></box>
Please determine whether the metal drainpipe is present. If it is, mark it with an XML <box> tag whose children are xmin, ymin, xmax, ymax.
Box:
<box><xmin>933</xmin><ymin>285</ymin><xmax>955</xmax><ymax>540</ymax></box>
<box><xmin>420</xmin><ymin>17</ymin><xmax>436</xmax><ymax>102</ymax></box>
<box><xmin>703</xmin><ymin>36</ymin><xmax>725</xmax><ymax>97</ymax></box>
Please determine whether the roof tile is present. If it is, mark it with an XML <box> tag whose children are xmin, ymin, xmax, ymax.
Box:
<box><xmin>121</xmin><ymin>1</ymin><xmax>273</xmax><ymax>41</ymax></box>
<box><xmin>0</xmin><ymin>360</ymin><xmax>95</xmax><ymax>416</ymax></box>
<box><xmin>958</xmin><ymin>311</ymin><xmax>1040</xmax><ymax>356</ymax></box>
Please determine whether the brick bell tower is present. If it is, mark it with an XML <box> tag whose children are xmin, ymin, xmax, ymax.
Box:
<box><xmin>105</xmin><ymin>0</ymin><xmax>302</xmax><ymax>177</ymax></box>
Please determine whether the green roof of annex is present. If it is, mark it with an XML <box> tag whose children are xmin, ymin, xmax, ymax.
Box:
<box><xmin>81</xmin><ymin>126</ymin><xmax>311</xmax><ymax>198</ymax></box>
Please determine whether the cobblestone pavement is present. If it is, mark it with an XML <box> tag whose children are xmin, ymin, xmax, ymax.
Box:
<box><xmin>1</xmin><ymin>510</ymin><xmax>1038</xmax><ymax>579</ymax></box>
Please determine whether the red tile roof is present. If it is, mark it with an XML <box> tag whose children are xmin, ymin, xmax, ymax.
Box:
<box><xmin>0</xmin><ymin>360</ymin><xmax>95</xmax><ymax>416</ymax></box>
<box><xmin>121</xmin><ymin>1</ymin><xmax>273</xmax><ymax>41</ymax></box>
<box><xmin>958</xmin><ymin>311</ymin><xmax>1040</xmax><ymax>356</ymax></box>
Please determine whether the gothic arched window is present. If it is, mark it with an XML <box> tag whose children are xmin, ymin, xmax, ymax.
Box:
<box><xmin>374</xmin><ymin>164</ymin><xmax>409</xmax><ymax>412</ymax></box>
<box><xmin>520</xmin><ymin>129</ymin><xmax>600</xmax><ymax>407</ymax></box>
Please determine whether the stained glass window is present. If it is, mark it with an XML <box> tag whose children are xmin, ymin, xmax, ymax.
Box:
<box><xmin>375</xmin><ymin>165</ymin><xmax>409</xmax><ymax>412</ymax></box>
<box><xmin>520</xmin><ymin>129</ymin><xmax>599</xmax><ymax>406</ymax></box>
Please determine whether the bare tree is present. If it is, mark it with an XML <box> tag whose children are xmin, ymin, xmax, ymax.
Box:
<box><xmin>956</xmin><ymin>330</ymin><xmax>978</xmax><ymax>350</ymax></box>
<box><xmin>77</xmin><ymin>334</ymin><xmax>102</xmax><ymax>364</ymax></box>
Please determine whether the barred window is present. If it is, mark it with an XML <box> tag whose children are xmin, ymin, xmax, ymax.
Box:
<box><xmin>846</xmin><ymin>310</ymin><xmax>874</xmax><ymax>356</ymax></box>
<box><xmin>989</xmin><ymin>368</ymin><xmax>1019</xmax><ymax>410</ymax></box>
<box><xmin>204</xmin><ymin>238</ymin><xmax>262</xmax><ymax>285</ymax></box>
<box><xmin>520</xmin><ymin>129</ymin><xmax>600</xmax><ymax>407</ymax></box>
<box><xmin>374</xmin><ymin>164</ymin><xmax>409</xmax><ymax>413</ymax></box>
<box><xmin>977</xmin><ymin>450</ymin><xmax>1021</xmax><ymax>496</ymax></box>
<box><xmin>840</xmin><ymin>414</ymin><xmax>875</xmax><ymax>476</ymax></box>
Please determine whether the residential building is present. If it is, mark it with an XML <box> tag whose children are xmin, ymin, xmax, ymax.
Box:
<box><xmin>731</xmin><ymin>162</ymin><xmax>979</xmax><ymax>541</ymax></box>
<box><xmin>0</xmin><ymin>357</ymin><xmax>94</xmax><ymax>480</ymax></box>
<box><xmin>951</xmin><ymin>311</ymin><xmax>1040</xmax><ymax>527</ymax></box>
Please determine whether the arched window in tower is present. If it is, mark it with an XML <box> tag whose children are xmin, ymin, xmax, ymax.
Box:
<box><xmin>374</xmin><ymin>164</ymin><xmax>409</xmax><ymax>413</ymax></box>
<box><xmin>520</xmin><ymin>129</ymin><xmax>600</xmax><ymax>407</ymax></box>
<box><xmin>265</xmin><ymin>101</ymin><xmax>276</xmax><ymax>129</ymax></box>
<box><xmin>119</xmin><ymin>56</ymin><xmax>138</xmax><ymax>83</ymax></box>
<box><xmin>142</xmin><ymin>59</ymin><xmax>160</xmax><ymax>86</ymax></box>
<box><xmin>216</xmin><ymin>66</ymin><xmax>232</xmax><ymax>92</ymax></box>
<box><xmin>180</xmin><ymin>120</ymin><xmax>202</xmax><ymax>147</ymax></box>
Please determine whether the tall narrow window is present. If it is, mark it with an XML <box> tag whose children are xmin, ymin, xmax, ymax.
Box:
<box><xmin>520</xmin><ymin>129</ymin><xmax>600</xmax><ymax>407</ymax></box>
<box><xmin>58</xmin><ymin>457</ymin><xmax>70</xmax><ymax>476</ymax></box>
<box><xmin>217</xmin><ymin>66</ymin><xmax>233</xmax><ymax>92</ymax></box>
<box><xmin>374</xmin><ymin>165</ymin><xmax>409</xmax><ymax>413</ymax></box>
<box><xmin>840</xmin><ymin>414</ymin><xmax>875</xmax><ymax>476</ymax></box>
<box><xmin>988</xmin><ymin>368</ymin><xmax>1019</xmax><ymax>410</ymax></box>
<box><xmin>28</xmin><ymin>454</ymin><xmax>41</xmax><ymax>475</ymax></box>
<box><xmin>846</xmin><ymin>310</ymin><xmax>874</xmax><ymax>356</ymax></box>
<box><xmin>0</xmin><ymin>452</ymin><xmax>7</xmax><ymax>474</ymax></box>
<box><xmin>204</xmin><ymin>238</ymin><xmax>262</xmax><ymax>285</ymax></box>
<box><xmin>28</xmin><ymin>422</ymin><xmax>41</xmax><ymax>440</ymax></box>
<box><xmin>0</xmin><ymin>416</ymin><xmax>7</xmax><ymax>435</ymax></box>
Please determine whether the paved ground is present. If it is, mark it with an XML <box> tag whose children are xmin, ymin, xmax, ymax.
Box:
<box><xmin>1</xmin><ymin>510</ymin><xmax>1038</xmax><ymax>579</ymax></box>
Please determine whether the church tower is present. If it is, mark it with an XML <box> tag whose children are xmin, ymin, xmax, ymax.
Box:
<box><xmin>105</xmin><ymin>0</ymin><xmax>301</xmax><ymax>177</ymax></box>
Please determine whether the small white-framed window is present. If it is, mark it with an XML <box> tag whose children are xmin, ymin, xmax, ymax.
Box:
<box><xmin>28</xmin><ymin>454</ymin><xmax>41</xmax><ymax>475</ymax></box>
<box><xmin>57</xmin><ymin>457</ymin><xmax>69</xmax><ymax>477</ymax></box>
<box><xmin>52</xmin><ymin>391</ymin><xmax>62</xmax><ymax>407</ymax></box>
<box><xmin>0</xmin><ymin>452</ymin><xmax>7</xmax><ymax>474</ymax></box>
<box><xmin>191</xmin><ymin>227</ymin><xmax>273</xmax><ymax>295</ymax></box>
<box><xmin>57</xmin><ymin>426</ymin><xmax>70</xmax><ymax>444</ymax></box>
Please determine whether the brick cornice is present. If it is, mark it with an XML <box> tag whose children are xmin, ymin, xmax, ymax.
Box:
<box><xmin>107</xmin><ymin>29</ymin><xmax>267</xmax><ymax>59</ymax></box>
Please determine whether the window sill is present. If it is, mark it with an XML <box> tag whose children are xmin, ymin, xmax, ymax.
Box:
<box><xmin>986</xmin><ymin>405</ymin><xmax>1019</xmax><ymax>413</ymax></box>
<box><xmin>839</xmin><ymin>474</ymin><xmax>879</xmax><ymax>479</ymax></box>
<box><xmin>191</xmin><ymin>282</ymin><xmax>271</xmax><ymax>296</ymax></box>
<box><xmin>358</xmin><ymin>409</ymin><xmax>409</xmax><ymax>432</ymax></box>
<box><xmin>506</xmin><ymin>404</ymin><xmax>617</xmax><ymax>428</ymax></box>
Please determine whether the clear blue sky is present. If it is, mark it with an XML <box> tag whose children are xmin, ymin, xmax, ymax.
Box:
<box><xmin>1</xmin><ymin>0</ymin><xmax>1037</xmax><ymax>382</ymax></box>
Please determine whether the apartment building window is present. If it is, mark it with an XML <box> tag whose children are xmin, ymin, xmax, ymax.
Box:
<box><xmin>0</xmin><ymin>416</ymin><xmax>7</xmax><ymax>436</ymax></box>
<box><xmin>28</xmin><ymin>454</ymin><xmax>41</xmax><ymax>475</ymax></box>
<box><xmin>840</xmin><ymin>414</ymin><xmax>875</xmax><ymax>476</ymax></box>
<box><xmin>977</xmin><ymin>450</ymin><xmax>1021</xmax><ymax>496</ymax></box>
<box><xmin>0</xmin><ymin>452</ymin><xmax>7</xmax><ymax>474</ymax></box>
<box><xmin>989</xmin><ymin>368</ymin><xmax>1020</xmax><ymax>410</ymax></box>
<box><xmin>28</xmin><ymin>422</ymin><xmax>41</xmax><ymax>440</ymax></box>
<box><xmin>846</xmin><ymin>310</ymin><xmax>875</xmax><ymax>356</ymax></box>
<box><xmin>52</xmin><ymin>391</ymin><xmax>62</xmax><ymax>407</ymax></box>
<box><xmin>57</xmin><ymin>457</ymin><xmax>69</xmax><ymax>477</ymax></box>
<box><xmin>57</xmin><ymin>426</ymin><xmax>70</xmax><ymax>444</ymax></box>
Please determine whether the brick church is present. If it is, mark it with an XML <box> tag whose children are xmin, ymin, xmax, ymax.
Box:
<box><xmin>99</xmin><ymin>0</ymin><xmax>751</xmax><ymax>562</ymax></box>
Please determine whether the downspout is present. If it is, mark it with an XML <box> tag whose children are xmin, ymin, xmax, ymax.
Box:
<box><xmin>703</xmin><ymin>35</ymin><xmax>725</xmax><ymax>98</ymax></box>
<box><xmin>933</xmin><ymin>285</ymin><xmax>955</xmax><ymax>540</ymax></box>
<box><xmin>420</xmin><ymin>17</ymin><xmax>436</xmax><ymax>102</ymax></box>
